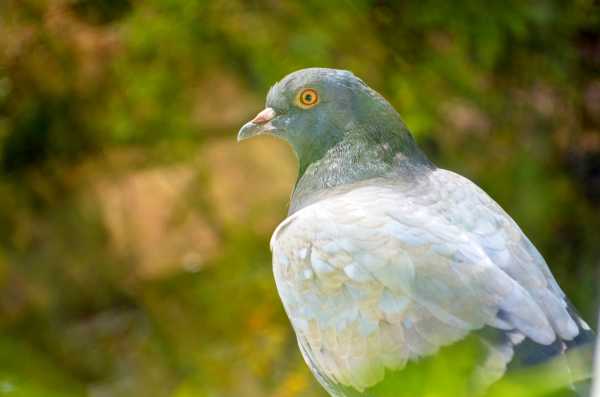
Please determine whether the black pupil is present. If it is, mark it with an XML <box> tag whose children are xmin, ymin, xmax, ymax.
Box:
<box><xmin>304</xmin><ymin>94</ymin><xmax>312</xmax><ymax>102</ymax></box>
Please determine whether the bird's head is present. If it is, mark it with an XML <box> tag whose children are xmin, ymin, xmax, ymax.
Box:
<box><xmin>238</xmin><ymin>68</ymin><xmax>426</xmax><ymax>176</ymax></box>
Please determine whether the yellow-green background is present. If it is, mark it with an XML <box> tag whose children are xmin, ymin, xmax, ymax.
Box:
<box><xmin>0</xmin><ymin>1</ymin><xmax>598</xmax><ymax>396</ymax></box>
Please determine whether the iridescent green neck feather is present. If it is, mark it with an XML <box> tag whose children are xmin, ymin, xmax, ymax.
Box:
<box><xmin>288</xmin><ymin>77</ymin><xmax>433</xmax><ymax>213</ymax></box>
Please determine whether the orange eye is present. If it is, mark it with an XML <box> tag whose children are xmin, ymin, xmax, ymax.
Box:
<box><xmin>298</xmin><ymin>88</ymin><xmax>319</xmax><ymax>108</ymax></box>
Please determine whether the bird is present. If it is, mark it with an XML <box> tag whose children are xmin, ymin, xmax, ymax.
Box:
<box><xmin>237</xmin><ymin>68</ymin><xmax>596</xmax><ymax>396</ymax></box>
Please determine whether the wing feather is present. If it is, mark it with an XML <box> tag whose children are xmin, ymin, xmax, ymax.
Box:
<box><xmin>271</xmin><ymin>170</ymin><xmax>583</xmax><ymax>391</ymax></box>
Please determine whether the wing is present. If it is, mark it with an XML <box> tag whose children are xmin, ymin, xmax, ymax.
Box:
<box><xmin>270</xmin><ymin>172</ymin><xmax>586</xmax><ymax>392</ymax></box>
<box><xmin>429</xmin><ymin>170</ymin><xmax>591</xmax><ymax>340</ymax></box>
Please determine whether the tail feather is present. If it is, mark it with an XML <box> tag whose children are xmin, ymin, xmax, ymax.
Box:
<box><xmin>503</xmin><ymin>308</ymin><xmax>596</xmax><ymax>397</ymax></box>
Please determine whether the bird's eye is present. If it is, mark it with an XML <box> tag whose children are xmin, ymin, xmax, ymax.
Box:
<box><xmin>297</xmin><ymin>88</ymin><xmax>319</xmax><ymax>109</ymax></box>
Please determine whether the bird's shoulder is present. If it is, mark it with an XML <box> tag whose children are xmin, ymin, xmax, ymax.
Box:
<box><xmin>272</xmin><ymin>168</ymin><xmax>512</xmax><ymax>252</ymax></box>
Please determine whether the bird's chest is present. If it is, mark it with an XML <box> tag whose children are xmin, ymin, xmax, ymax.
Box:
<box><xmin>270</xmin><ymin>239</ymin><xmax>400</xmax><ymax>390</ymax></box>
<box><xmin>272</xmin><ymin>244</ymin><xmax>361</xmax><ymax>333</ymax></box>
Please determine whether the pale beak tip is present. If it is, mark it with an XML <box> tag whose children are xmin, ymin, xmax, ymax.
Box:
<box><xmin>237</xmin><ymin>107</ymin><xmax>277</xmax><ymax>143</ymax></box>
<box><xmin>237</xmin><ymin>122</ymin><xmax>256</xmax><ymax>142</ymax></box>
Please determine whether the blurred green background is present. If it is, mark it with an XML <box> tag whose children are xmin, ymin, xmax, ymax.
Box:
<box><xmin>0</xmin><ymin>1</ymin><xmax>598</xmax><ymax>396</ymax></box>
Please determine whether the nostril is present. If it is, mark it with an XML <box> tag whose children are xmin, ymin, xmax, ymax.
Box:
<box><xmin>251</xmin><ymin>107</ymin><xmax>276</xmax><ymax>124</ymax></box>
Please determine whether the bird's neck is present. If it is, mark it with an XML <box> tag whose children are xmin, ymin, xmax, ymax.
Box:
<box><xmin>290</xmin><ymin>128</ymin><xmax>433</xmax><ymax>214</ymax></box>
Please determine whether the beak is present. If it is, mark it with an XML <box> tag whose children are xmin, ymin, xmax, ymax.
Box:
<box><xmin>237</xmin><ymin>107</ymin><xmax>277</xmax><ymax>142</ymax></box>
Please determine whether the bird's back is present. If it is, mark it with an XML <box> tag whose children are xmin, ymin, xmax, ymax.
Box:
<box><xmin>271</xmin><ymin>168</ymin><xmax>595</xmax><ymax>396</ymax></box>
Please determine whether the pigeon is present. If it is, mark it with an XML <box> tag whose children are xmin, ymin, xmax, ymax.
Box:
<box><xmin>237</xmin><ymin>68</ymin><xmax>595</xmax><ymax>396</ymax></box>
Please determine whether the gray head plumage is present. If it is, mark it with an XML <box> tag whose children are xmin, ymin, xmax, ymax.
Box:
<box><xmin>238</xmin><ymin>68</ymin><xmax>432</xmax><ymax>210</ymax></box>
